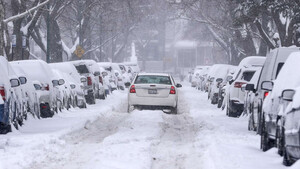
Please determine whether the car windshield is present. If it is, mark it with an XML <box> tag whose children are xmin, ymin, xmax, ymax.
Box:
<box><xmin>135</xmin><ymin>75</ymin><xmax>172</xmax><ymax>85</ymax></box>
<box><xmin>75</xmin><ymin>65</ymin><xmax>89</xmax><ymax>74</ymax></box>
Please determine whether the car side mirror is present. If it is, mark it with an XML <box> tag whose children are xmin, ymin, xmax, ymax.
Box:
<box><xmin>229</xmin><ymin>79</ymin><xmax>234</xmax><ymax>85</ymax></box>
<box><xmin>176</xmin><ymin>83</ymin><xmax>182</xmax><ymax>88</ymax></box>
<box><xmin>59</xmin><ymin>79</ymin><xmax>65</xmax><ymax>85</ymax></box>
<box><xmin>70</xmin><ymin>84</ymin><xmax>76</xmax><ymax>89</ymax></box>
<box><xmin>261</xmin><ymin>81</ymin><xmax>273</xmax><ymax>91</ymax></box>
<box><xmin>19</xmin><ymin>77</ymin><xmax>27</xmax><ymax>85</ymax></box>
<box><xmin>125</xmin><ymin>82</ymin><xmax>131</xmax><ymax>87</ymax></box>
<box><xmin>10</xmin><ymin>79</ymin><xmax>20</xmax><ymax>88</ymax></box>
<box><xmin>245</xmin><ymin>83</ymin><xmax>255</xmax><ymax>92</ymax></box>
<box><xmin>216</xmin><ymin>78</ymin><xmax>223</xmax><ymax>83</ymax></box>
<box><xmin>282</xmin><ymin>89</ymin><xmax>295</xmax><ymax>101</ymax></box>
<box><xmin>226</xmin><ymin>76</ymin><xmax>233</xmax><ymax>82</ymax></box>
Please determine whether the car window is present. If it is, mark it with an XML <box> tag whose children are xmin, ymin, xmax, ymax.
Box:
<box><xmin>275</xmin><ymin>62</ymin><xmax>284</xmax><ymax>79</ymax></box>
<box><xmin>241</xmin><ymin>71</ymin><xmax>255</xmax><ymax>82</ymax></box>
<box><xmin>75</xmin><ymin>65</ymin><xmax>89</xmax><ymax>74</ymax></box>
<box><xmin>135</xmin><ymin>75</ymin><xmax>172</xmax><ymax>85</ymax></box>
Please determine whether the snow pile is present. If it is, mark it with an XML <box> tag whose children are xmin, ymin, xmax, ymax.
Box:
<box><xmin>0</xmin><ymin>91</ymin><xmax>127</xmax><ymax>169</ymax></box>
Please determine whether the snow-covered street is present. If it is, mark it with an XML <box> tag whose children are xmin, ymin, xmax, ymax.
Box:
<box><xmin>1</xmin><ymin>84</ymin><xmax>300</xmax><ymax>169</ymax></box>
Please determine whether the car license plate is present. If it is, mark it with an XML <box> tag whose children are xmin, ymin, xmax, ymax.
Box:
<box><xmin>148</xmin><ymin>89</ymin><xmax>157</xmax><ymax>94</ymax></box>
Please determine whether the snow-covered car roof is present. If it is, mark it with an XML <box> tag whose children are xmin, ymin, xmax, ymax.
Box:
<box><xmin>10</xmin><ymin>60</ymin><xmax>55</xmax><ymax>83</ymax></box>
<box><xmin>137</xmin><ymin>73</ymin><xmax>170</xmax><ymax>77</ymax></box>
<box><xmin>271</xmin><ymin>51</ymin><xmax>300</xmax><ymax>98</ymax></box>
<box><xmin>238</xmin><ymin>56</ymin><xmax>265</xmax><ymax>67</ymax></box>
<box><xmin>49</xmin><ymin>62</ymin><xmax>81</xmax><ymax>84</ymax></box>
<box><xmin>208</xmin><ymin>64</ymin><xmax>234</xmax><ymax>79</ymax></box>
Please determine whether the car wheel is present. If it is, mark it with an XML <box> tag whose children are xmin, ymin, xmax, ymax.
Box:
<box><xmin>260</xmin><ymin>118</ymin><xmax>273</xmax><ymax>151</ymax></box>
<box><xmin>227</xmin><ymin>103</ymin><xmax>235</xmax><ymax>117</ymax></box>
<box><xmin>171</xmin><ymin>106</ymin><xmax>178</xmax><ymax>115</ymax></box>
<box><xmin>276</xmin><ymin>126</ymin><xmax>284</xmax><ymax>156</ymax></box>
<box><xmin>100</xmin><ymin>94</ymin><xmax>105</xmax><ymax>100</ymax></box>
<box><xmin>283</xmin><ymin>148</ymin><xmax>293</xmax><ymax>166</ymax></box>
<box><xmin>217</xmin><ymin>99</ymin><xmax>222</xmax><ymax>108</ymax></box>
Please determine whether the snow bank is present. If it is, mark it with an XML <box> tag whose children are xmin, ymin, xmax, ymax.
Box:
<box><xmin>0</xmin><ymin>91</ymin><xmax>127</xmax><ymax>169</ymax></box>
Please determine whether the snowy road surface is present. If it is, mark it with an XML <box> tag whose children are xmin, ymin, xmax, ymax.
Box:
<box><xmin>1</xmin><ymin>84</ymin><xmax>300</xmax><ymax>169</ymax></box>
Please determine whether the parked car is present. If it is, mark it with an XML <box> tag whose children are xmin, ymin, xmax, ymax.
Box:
<box><xmin>97</xmin><ymin>62</ymin><xmax>118</xmax><ymax>91</ymax></box>
<box><xmin>123</xmin><ymin>62</ymin><xmax>140</xmax><ymax>74</ymax></box>
<box><xmin>253</xmin><ymin>47</ymin><xmax>300</xmax><ymax>135</ymax></box>
<box><xmin>71</xmin><ymin>60</ymin><xmax>97</xmax><ymax>104</ymax></box>
<box><xmin>10</xmin><ymin>64</ymin><xmax>39</xmax><ymax>119</ymax></box>
<box><xmin>281</xmin><ymin>87</ymin><xmax>300</xmax><ymax>166</ymax></box>
<box><xmin>207</xmin><ymin>64</ymin><xmax>235</xmax><ymax>104</ymax></box>
<box><xmin>217</xmin><ymin>68</ymin><xmax>237</xmax><ymax>108</ymax></box>
<box><xmin>52</xmin><ymin>69</ymin><xmax>72</xmax><ymax>111</ymax></box>
<box><xmin>197</xmin><ymin>66</ymin><xmax>210</xmax><ymax>91</ymax></box>
<box><xmin>242</xmin><ymin>66</ymin><xmax>263</xmax><ymax>131</ymax></box>
<box><xmin>226</xmin><ymin>56</ymin><xmax>265</xmax><ymax>117</ymax></box>
<box><xmin>260</xmin><ymin>52</ymin><xmax>300</xmax><ymax>156</ymax></box>
<box><xmin>0</xmin><ymin>56</ymin><xmax>13</xmax><ymax>133</ymax></box>
<box><xmin>126</xmin><ymin>73</ymin><xmax>182</xmax><ymax>114</ymax></box>
<box><xmin>84</xmin><ymin>60</ymin><xmax>105</xmax><ymax>99</ymax></box>
<box><xmin>49</xmin><ymin>62</ymin><xmax>86</xmax><ymax>108</ymax></box>
<box><xmin>10</xmin><ymin>60</ymin><xmax>57</xmax><ymax>118</ymax></box>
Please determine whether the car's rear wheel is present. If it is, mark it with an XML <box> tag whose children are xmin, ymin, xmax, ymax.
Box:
<box><xmin>283</xmin><ymin>148</ymin><xmax>293</xmax><ymax>166</ymax></box>
<box><xmin>171</xmin><ymin>106</ymin><xmax>178</xmax><ymax>115</ymax></box>
<box><xmin>260</xmin><ymin>117</ymin><xmax>273</xmax><ymax>151</ymax></box>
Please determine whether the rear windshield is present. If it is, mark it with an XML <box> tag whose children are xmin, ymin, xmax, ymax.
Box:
<box><xmin>241</xmin><ymin>71</ymin><xmax>255</xmax><ymax>82</ymax></box>
<box><xmin>135</xmin><ymin>75</ymin><xmax>172</xmax><ymax>85</ymax></box>
<box><xmin>75</xmin><ymin>65</ymin><xmax>89</xmax><ymax>74</ymax></box>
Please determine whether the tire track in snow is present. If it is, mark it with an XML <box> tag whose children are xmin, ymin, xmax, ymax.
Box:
<box><xmin>150</xmin><ymin>88</ymin><xmax>203</xmax><ymax>169</ymax></box>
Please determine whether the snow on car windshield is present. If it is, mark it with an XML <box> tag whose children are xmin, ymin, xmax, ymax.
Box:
<box><xmin>135</xmin><ymin>75</ymin><xmax>171</xmax><ymax>85</ymax></box>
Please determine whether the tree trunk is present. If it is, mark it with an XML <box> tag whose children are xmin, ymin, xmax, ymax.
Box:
<box><xmin>0</xmin><ymin>0</ymin><xmax>4</xmax><ymax>56</ymax></box>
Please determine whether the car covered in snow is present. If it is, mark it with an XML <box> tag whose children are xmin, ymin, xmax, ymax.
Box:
<box><xmin>0</xmin><ymin>56</ymin><xmax>13</xmax><ymax>133</ymax></box>
<box><xmin>127</xmin><ymin>73</ymin><xmax>182</xmax><ymax>114</ymax></box>
<box><xmin>71</xmin><ymin>60</ymin><xmax>98</xmax><ymax>104</ymax></box>
<box><xmin>10</xmin><ymin>60</ymin><xmax>57</xmax><ymax>118</ymax></box>
<box><xmin>242</xmin><ymin>66</ymin><xmax>263</xmax><ymax>131</ymax></box>
<box><xmin>281</xmin><ymin>87</ymin><xmax>300</xmax><ymax>166</ymax></box>
<box><xmin>49</xmin><ymin>62</ymin><xmax>86</xmax><ymax>108</ymax></box>
<box><xmin>226</xmin><ymin>56</ymin><xmax>265</xmax><ymax>117</ymax></box>
<box><xmin>260</xmin><ymin>52</ymin><xmax>300</xmax><ymax>156</ymax></box>
<box><xmin>207</xmin><ymin>64</ymin><xmax>235</xmax><ymax>105</ymax></box>
<box><xmin>254</xmin><ymin>47</ymin><xmax>300</xmax><ymax>135</ymax></box>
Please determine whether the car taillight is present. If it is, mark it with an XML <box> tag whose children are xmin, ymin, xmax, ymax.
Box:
<box><xmin>264</xmin><ymin>91</ymin><xmax>269</xmax><ymax>100</ymax></box>
<box><xmin>87</xmin><ymin>76</ymin><xmax>92</xmax><ymax>86</ymax></box>
<box><xmin>170</xmin><ymin>86</ymin><xmax>176</xmax><ymax>94</ymax></box>
<box><xmin>45</xmin><ymin>84</ymin><xmax>49</xmax><ymax>91</ymax></box>
<box><xmin>0</xmin><ymin>86</ymin><xmax>6</xmax><ymax>101</ymax></box>
<box><xmin>130</xmin><ymin>85</ymin><xmax>136</xmax><ymax>93</ymax></box>
<box><xmin>99</xmin><ymin>76</ymin><xmax>103</xmax><ymax>85</ymax></box>
<box><xmin>234</xmin><ymin>82</ymin><xmax>246</xmax><ymax>88</ymax></box>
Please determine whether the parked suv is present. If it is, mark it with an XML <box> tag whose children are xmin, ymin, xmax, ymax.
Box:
<box><xmin>226</xmin><ymin>56</ymin><xmax>265</xmax><ymax>117</ymax></box>
<box><xmin>71</xmin><ymin>61</ymin><xmax>97</xmax><ymax>104</ymax></box>
<box><xmin>254</xmin><ymin>47</ymin><xmax>300</xmax><ymax>136</ymax></box>
<box><xmin>260</xmin><ymin>51</ymin><xmax>300</xmax><ymax>156</ymax></box>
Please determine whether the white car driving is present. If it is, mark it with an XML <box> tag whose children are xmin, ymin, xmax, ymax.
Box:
<box><xmin>127</xmin><ymin>73</ymin><xmax>182</xmax><ymax>114</ymax></box>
